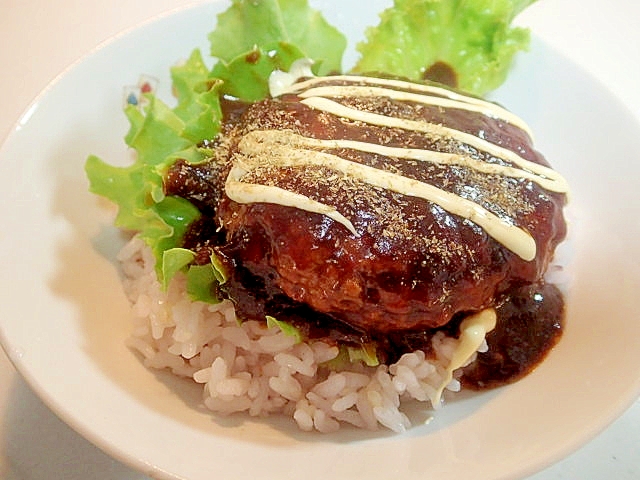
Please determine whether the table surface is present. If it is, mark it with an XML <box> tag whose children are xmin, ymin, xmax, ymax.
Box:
<box><xmin>1</xmin><ymin>1</ymin><xmax>639</xmax><ymax>478</ymax></box>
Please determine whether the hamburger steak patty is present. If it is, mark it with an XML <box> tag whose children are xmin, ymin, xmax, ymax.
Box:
<box><xmin>165</xmin><ymin>74</ymin><xmax>568</xmax><ymax>356</ymax></box>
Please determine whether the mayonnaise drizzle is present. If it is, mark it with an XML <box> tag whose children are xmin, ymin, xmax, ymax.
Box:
<box><xmin>279</xmin><ymin>74</ymin><xmax>534</xmax><ymax>138</ymax></box>
<box><xmin>230</xmin><ymin>130</ymin><xmax>537</xmax><ymax>261</ymax></box>
<box><xmin>296</xmin><ymin>84</ymin><xmax>535</xmax><ymax>139</ymax></box>
<box><xmin>225</xmin><ymin>74</ymin><xmax>570</xmax><ymax>262</ymax></box>
<box><xmin>300</xmin><ymin>96</ymin><xmax>569</xmax><ymax>194</ymax></box>
<box><xmin>226</xmin><ymin>163</ymin><xmax>357</xmax><ymax>235</ymax></box>
<box><xmin>431</xmin><ymin>308</ymin><xmax>497</xmax><ymax>407</ymax></box>
<box><xmin>246</xmin><ymin>130</ymin><xmax>565</xmax><ymax>193</ymax></box>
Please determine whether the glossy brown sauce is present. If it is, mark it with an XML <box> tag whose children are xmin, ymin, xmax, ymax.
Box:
<box><xmin>423</xmin><ymin>61</ymin><xmax>458</xmax><ymax>88</ymax></box>
<box><xmin>462</xmin><ymin>282</ymin><xmax>564</xmax><ymax>388</ymax></box>
<box><xmin>165</xmin><ymin>77</ymin><xmax>567</xmax><ymax>389</ymax></box>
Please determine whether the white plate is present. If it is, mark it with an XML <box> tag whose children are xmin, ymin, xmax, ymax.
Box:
<box><xmin>1</xmin><ymin>2</ymin><xmax>639</xmax><ymax>479</ymax></box>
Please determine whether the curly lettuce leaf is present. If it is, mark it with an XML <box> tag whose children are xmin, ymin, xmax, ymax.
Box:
<box><xmin>85</xmin><ymin>50</ymin><xmax>223</xmax><ymax>278</ymax></box>
<box><xmin>171</xmin><ymin>49</ymin><xmax>224</xmax><ymax>143</ymax></box>
<box><xmin>160</xmin><ymin>248</ymin><xmax>226</xmax><ymax>303</ymax></box>
<box><xmin>266</xmin><ymin>316</ymin><xmax>303</xmax><ymax>343</ymax></box>
<box><xmin>162</xmin><ymin>248</ymin><xmax>227</xmax><ymax>303</ymax></box>
<box><xmin>162</xmin><ymin>248</ymin><xmax>196</xmax><ymax>290</ymax></box>
<box><xmin>123</xmin><ymin>96</ymin><xmax>191</xmax><ymax>168</ymax></box>
<box><xmin>353</xmin><ymin>0</ymin><xmax>535</xmax><ymax>95</ymax></box>
<box><xmin>171</xmin><ymin>50</ymin><xmax>211</xmax><ymax>119</ymax></box>
<box><xmin>185</xmin><ymin>264</ymin><xmax>220</xmax><ymax>303</ymax></box>
<box><xmin>210</xmin><ymin>43</ymin><xmax>306</xmax><ymax>102</ymax></box>
<box><xmin>88</xmin><ymin>94</ymin><xmax>194</xmax><ymax>236</ymax></box>
<box><xmin>209</xmin><ymin>0</ymin><xmax>346</xmax><ymax>72</ymax></box>
<box><xmin>325</xmin><ymin>343</ymin><xmax>380</xmax><ymax>369</ymax></box>
<box><xmin>208</xmin><ymin>0</ymin><xmax>346</xmax><ymax>101</ymax></box>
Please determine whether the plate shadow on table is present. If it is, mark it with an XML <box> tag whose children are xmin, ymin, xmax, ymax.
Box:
<box><xmin>1</xmin><ymin>373</ymin><xmax>148</xmax><ymax>480</ymax></box>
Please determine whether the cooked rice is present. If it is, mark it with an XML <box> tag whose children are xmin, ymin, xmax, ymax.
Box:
<box><xmin>118</xmin><ymin>236</ymin><xmax>482</xmax><ymax>433</ymax></box>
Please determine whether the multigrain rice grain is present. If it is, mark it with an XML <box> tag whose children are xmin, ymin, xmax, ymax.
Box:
<box><xmin>119</xmin><ymin>236</ymin><xmax>481</xmax><ymax>433</ymax></box>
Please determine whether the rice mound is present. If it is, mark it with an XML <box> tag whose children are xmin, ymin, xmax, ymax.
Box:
<box><xmin>118</xmin><ymin>236</ymin><xmax>482</xmax><ymax>433</ymax></box>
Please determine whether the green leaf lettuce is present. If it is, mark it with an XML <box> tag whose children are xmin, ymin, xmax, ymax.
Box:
<box><xmin>208</xmin><ymin>0</ymin><xmax>347</xmax><ymax>102</ymax></box>
<box><xmin>85</xmin><ymin>51</ymin><xmax>222</xmax><ymax>280</ymax></box>
<box><xmin>353</xmin><ymin>0</ymin><xmax>536</xmax><ymax>95</ymax></box>
<box><xmin>85</xmin><ymin>0</ymin><xmax>345</xmax><ymax>304</ymax></box>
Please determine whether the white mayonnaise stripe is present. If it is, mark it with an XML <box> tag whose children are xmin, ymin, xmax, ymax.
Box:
<box><xmin>301</xmin><ymin>96</ymin><xmax>569</xmax><ymax>193</ymax></box>
<box><xmin>225</xmin><ymin>164</ymin><xmax>357</xmax><ymax>235</ymax></box>
<box><xmin>247</xmin><ymin>130</ymin><xmax>564</xmax><ymax>193</ymax></box>
<box><xmin>237</xmin><ymin>134</ymin><xmax>537</xmax><ymax>261</ymax></box>
<box><xmin>281</xmin><ymin>74</ymin><xmax>514</xmax><ymax>120</ymax></box>
<box><xmin>297</xmin><ymin>84</ymin><xmax>534</xmax><ymax>138</ymax></box>
<box><xmin>432</xmin><ymin>308</ymin><xmax>497</xmax><ymax>407</ymax></box>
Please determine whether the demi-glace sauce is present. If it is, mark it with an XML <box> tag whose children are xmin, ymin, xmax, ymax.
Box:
<box><xmin>166</xmin><ymin>73</ymin><xmax>568</xmax><ymax>389</ymax></box>
<box><xmin>462</xmin><ymin>282</ymin><xmax>564</xmax><ymax>388</ymax></box>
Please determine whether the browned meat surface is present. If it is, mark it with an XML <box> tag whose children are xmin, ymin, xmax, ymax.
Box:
<box><xmin>164</xmin><ymin>75</ymin><xmax>568</xmax><ymax>366</ymax></box>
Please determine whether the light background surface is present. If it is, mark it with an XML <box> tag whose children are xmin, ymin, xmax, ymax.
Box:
<box><xmin>0</xmin><ymin>1</ymin><xmax>638</xmax><ymax>478</ymax></box>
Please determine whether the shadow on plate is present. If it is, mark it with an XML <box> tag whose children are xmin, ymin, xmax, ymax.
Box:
<box><xmin>1</xmin><ymin>372</ymin><xmax>148</xmax><ymax>480</ymax></box>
